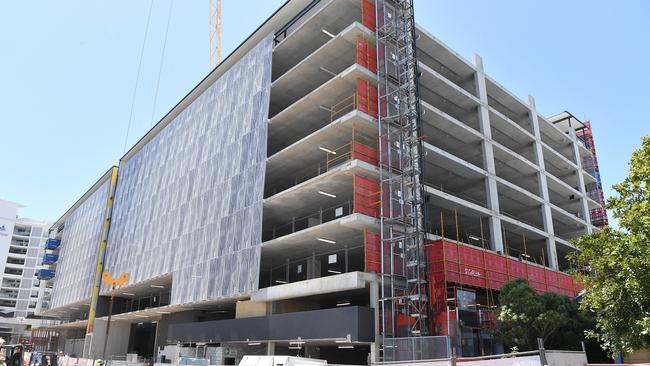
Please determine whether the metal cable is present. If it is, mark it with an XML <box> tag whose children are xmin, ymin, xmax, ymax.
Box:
<box><xmin>150</xmin><ymin>0</ymin><xmax>174</xmax><ymax>127</ymax></box>
<box><xmin>123</xmin><ymin>0</ymin><xmax>155</xmax><ymax>154</ymax></box>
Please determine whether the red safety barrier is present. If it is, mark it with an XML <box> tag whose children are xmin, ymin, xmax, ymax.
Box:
<box><xmin>353</xmin><ymin>175</ymin><xmax>380</xmax><ymax>218</ymax></box>
<box><xmin>356</xmin><ymin>38</ymin><xmax>377</xmax><ymax>73</ymax></box>
<box><xmin>356</xmin><ymin>78</ymin><xmax>378</xmax><ymax>117</ymax></box>
<box><xmin>351</xmin><ymin>140</ymin><xmax>378</xmax><ymax>166</ymax></box>
<box><xmin>361</xmin><ymin>0</ymin><xmax>376</xmax><ymax>31</ymax></box>
<box><xmin>364</xmin><ymin>230</ymin><xmax>381</xmax><ymax>273</ymax></box>
<box><xmin>425</xmin><ymin>239</ymin><xmax>582</xmax><ymax>302</ymax></box>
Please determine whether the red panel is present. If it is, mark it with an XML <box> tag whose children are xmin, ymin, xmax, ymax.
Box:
<box><xmin>396</xmin><ymin>312</ymin><xmax>413</xmax><ymax>326</ymax></box>
<box><xmin>355</xmin><ymin>38</ymin><xmax>377</xmax><ymax>74</ymax></box>
<box><xmin>558</xmin><ymin>273</ymin><xmax>574</xmax><ymax>291</ymax></box>
<box><xmin>433</xmin><ymin>311</ymin><xmax>455</xmax><ymax>336</ymax></box>
<box><xmin>507</xmin><ymin>260</ymin><xmax>527</xmax><ymax>279</ymax></box>
<box><xmin>485</xmin><ymin>252</ymin><xmax>507</xmax><ymax>273</ymax></box>
<box><xmin>545</xmin><ymin>269</ymin><xmax>559</xmax><ymax>287</ymax></box>
<box><xmin>352</xmin><ymin>141</ymin><xmax>378</xmax><ymax>166</ymax></box>
<box><xmin>357</xmin><ymin>78</ymin><xmax>369</xmax><ymax>115</ymax></box>
<box><xmin>547</xmin><ymin>285</ymin><xmax>560</xmax><ymax>294</ymax></box>
<box><xmin>424</xmin><ymin>239</ymin><xmax>581</xmax><ymax>328</ymax></box>
<box><xmin>353</xmin><ymin>175</ymin><xmax>380</xmax><ymax>218</ymax></box>
<box><xmin>364</xmin><ymin>230</ymin><xmax>381</xmax><ymax>273</ymax></box>
<box><xmin>459</xmin><ymin>245</ymin><xmax>483</xmax><ymax>268</ymax></box>
<box><xmin>356</xmin><ymin>39</ymin><xmax>367</xmax><ymax>69</ymax></box>
<box><xmin>530</xmin><ymin>281</ymin><xmax>546</xmax><ymax>294</ymax></box>
<box><xmin>460</xmin><ymin>264</ymin><xmax>486</xmax><ymax>287</ymax></box>
<box><xmin>527</xmin><ymin>265</ymin><xmax>545</xmax><ymax>284</ymax></box>
<box><xmin>367</xmin><ymin>44</ymin><xmax>377</xmax><ymax>73</ymax></box>
<box><xmin>361</xmin><ymin>0</ymin><xmax>376</xmax><ymax>31</ymax></box>
<box><xmin>486</xmin><ymin>270</ymin><xmax>509</xmax><ymax>290</ymax></box>
<box><xmin>368</xmin><ymin>81</ymin><xmax>378</xmax><ymax>117</ymax></box>
<box><xmin>356</xmin><ymin>78</ymin><xmax>378</xmax><ymax>118</ymax></box>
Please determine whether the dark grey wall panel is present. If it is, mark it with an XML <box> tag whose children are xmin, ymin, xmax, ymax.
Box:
<box><xmin>104</xmin><ymin>34</ymin><xmax>273</xmax><ymax>304</ymax></box>
<box><xmin>167</xmin><ymin>306</ymin><xmax>375</xmax><ymax>343</ymax></box>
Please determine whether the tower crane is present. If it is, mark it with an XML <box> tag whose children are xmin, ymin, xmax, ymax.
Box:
<box><xmin>209</xmin><ymin>0</ymin><xmax>222</xmax><ymax>67</ymax></box>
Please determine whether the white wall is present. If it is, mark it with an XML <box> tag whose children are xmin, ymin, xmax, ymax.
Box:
<box><xmin>545</xmin><ymin>351</ymin><xmax>587</xmax><ymax>366</ymax></box>
<box><xmin>89</xmin><ymin>319</ymin><xmax>131</xmax><ymax>359</ymax></box>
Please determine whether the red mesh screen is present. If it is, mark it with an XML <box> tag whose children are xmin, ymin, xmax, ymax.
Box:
<box><xmin>353</xmin><ymin>175</ymin><xmax>380</xmax><ymax>218</ymax></box>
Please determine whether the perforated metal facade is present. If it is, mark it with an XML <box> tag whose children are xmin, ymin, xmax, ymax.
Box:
<box><xmin>103</xmin><ymin>35</ymin><xmax>273</xmax><ymax>304</ymax></box>
<box><xmin>49</xmin><ymin>179</ymin><xmax>110</xmax><ymax>309</ymax></box>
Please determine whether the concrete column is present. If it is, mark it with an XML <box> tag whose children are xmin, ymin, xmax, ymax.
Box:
<box><xmin>90</xmin><ymin>318</ymin><xmax>131</xmax><ymax>359</ymax></box>
<box><xmin>369</xmin><ymin>280</ymin><xmax>381</xmax><ymax>363</ymax></box>
<box><xmin>266</xmin><ymin>342</ymin><xmax>275</xmax><ymax>355</ymax></box>
<box><xmin>527</xmin><ymin>95</ymin><xmax>558</xmax><ymax>269</ymax></box>
<box><xmin>307</xmin><ymin>251</ymin><xmax>320</xmax><ymax>279</ymax></box>
<box><xmin>473</xmin><ymin>54</ymin><xmax>504</xmax><ymax>253</ymax></box>
<box><xmin>569</xmin><ymin>129</ymin><xmax>592</xmax><ymax>234</ymax></box>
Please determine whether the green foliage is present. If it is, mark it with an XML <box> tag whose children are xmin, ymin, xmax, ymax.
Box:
<box><xmin>570</xmin><ymin>136</ymin><xmax>650</xmax><ymax>357</ymax></box>
<box><xmin>494</xmin><ymin>279</ymin><xmax>592</xmax><ymax>351</ymax></box>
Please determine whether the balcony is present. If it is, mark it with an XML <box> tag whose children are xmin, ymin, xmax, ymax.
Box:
<box><xmin>10</xmin><ymin>239</ymin><xmax>29</xmax><ymax>248</ymax></box>
<box><xmin>4</xmin><ymin>268</ymin><xmax>23</xmax><ymax>276</ymax></box>
<box><xmin>13</xmin><ymin>226</ymin><xmax>31</xmax><ymax>237</ymax></box>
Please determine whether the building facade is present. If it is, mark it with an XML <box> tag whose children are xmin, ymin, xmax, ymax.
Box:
<box><xmin>39</xmin><ymin>0</ymin><xmax>604</xmax><ymax>363</ymax></box>
<box><xmin>0</xmin><ymin>199</ymin><xmax>52</xmax><ymax>342</ymax></box>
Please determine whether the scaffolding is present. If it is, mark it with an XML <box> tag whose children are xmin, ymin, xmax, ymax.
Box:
<box><xmin>577</xmin><ymin>121</ymin><xmax>608</xmax><ymax>228</ymax></box>
<box><xmin>375</xmin><ymin>0</ymin><xmax>429</xmax><ymax>360</ymax></box>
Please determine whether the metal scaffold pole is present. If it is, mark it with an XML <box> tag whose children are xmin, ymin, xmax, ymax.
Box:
<box><xmin>375</xmin><ymin>0</ymin><xmax>429</xmax><ymax>360</ymax></box>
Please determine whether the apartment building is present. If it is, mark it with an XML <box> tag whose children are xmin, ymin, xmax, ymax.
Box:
<box><xmin>0</xmin><ymin>199</ymin><xmax>52</xmax><ymax>342</ymax></box>
<box><xmin>38</xmin><ymin>0</ymin><xmax>604</xmax><ymax>363</ymax></box>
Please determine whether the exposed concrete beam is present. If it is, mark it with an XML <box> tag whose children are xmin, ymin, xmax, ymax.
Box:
<box><xmin>251</xmin><ymin>271</ymin><xmax>377</xmax><ymax>302</ymax></box>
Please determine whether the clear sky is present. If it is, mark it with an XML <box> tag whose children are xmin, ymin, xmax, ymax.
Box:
<box><xmin>1</xmin><ymin>0</ymin><xmax>648</xmax><ymax>222</ymax></box>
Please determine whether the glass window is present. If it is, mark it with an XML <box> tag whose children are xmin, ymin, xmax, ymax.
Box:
<box><xmin>289</xmin><ymin>260</ymin><xmax>307</xmax><ymax>282</ymax></box>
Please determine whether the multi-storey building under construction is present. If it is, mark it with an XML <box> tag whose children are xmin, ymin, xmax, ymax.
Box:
<box><xmin>35</xmin><ymin>0</ymin><xmax>606</xmax><ymax>363</ymax></box>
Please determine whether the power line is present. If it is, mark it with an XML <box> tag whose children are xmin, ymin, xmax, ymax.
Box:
<box><xmin>150</xmin><ymin>0</ymin><xmax>174</xmax><ymax>128</ymax></box>
<box><xmin>123</xmin><ymin>0</ymin><xmax>155</xmax><ymax>154</ymax></box>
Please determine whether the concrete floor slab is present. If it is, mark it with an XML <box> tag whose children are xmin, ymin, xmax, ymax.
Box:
<box><xmin>264</xmin><ymin>159</ymin><xmax>379</xmax><ymax>219</ymax></box>
<box><xmin>267</xmin><ymin>111</ymin><xmax>376</xmax><ymax>181</ymax></box>
<box><xmin>251</xmin><ymin>271</ymin><xmax>376</xmax><ymax>302</ymax></box>
<box><xmin>261</xmin><ymin>213</ymin><xmax>379</xmax><ymax>264</ymax></box>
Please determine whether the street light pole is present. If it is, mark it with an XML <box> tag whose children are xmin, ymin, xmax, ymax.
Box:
<box><xmin>102</xmin><ymin>285</ymin><xmax>116</xmax><ymax>360</ymax></box>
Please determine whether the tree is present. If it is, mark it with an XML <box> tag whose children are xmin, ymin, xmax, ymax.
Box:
<box><xmin>570</xmin><ymin>136</ymin><xmax>650</xmax><ymax>357</ymax></box>
<box><xmin>494</xmin><ymin>279</ymin><xmax>592</xmax><ymax>351</ymax></box>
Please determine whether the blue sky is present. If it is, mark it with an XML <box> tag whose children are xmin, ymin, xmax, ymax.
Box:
<box><xmin>1</xmin><ymin>0</ymin><xmax>648</xmax><ymax>222</ymax></box>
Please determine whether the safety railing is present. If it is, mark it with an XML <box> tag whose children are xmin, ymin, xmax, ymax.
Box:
<box><xmin>263</xmin><ymin>200</ymin><xmax>352</xmax><ymax>241</ymax></box>
<box><xmin>265</xmin><ymin>129</ymin><xmax>378</xmax><ymax>197</ymax></box>
<box><xmin>499</xmin><ymin>209</ymin><xmax>545</xmax><ymax>231</ymax></box>
<box><xmin>263</xmin><ymin>243</ymin><xmax>365</xmax><ymax>286</ymax></box>
<box><xmin>10</xmin><ymin>240</ymin><xmax>29</xmax><ymax>247</ymax></box>
<box><xmin>331</xmin><ymin>93</ymin><xmax>357</xmax><ymax>122</ymax></box>
<box><xmin>425</xmin><ymin>182</ymin><xmax>488</xmax><ymax>209</ymax></box>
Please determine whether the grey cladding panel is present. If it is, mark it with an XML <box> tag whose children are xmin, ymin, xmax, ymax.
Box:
<box><xmin>50</xmin><ymin>179</ymin><xmax>110</xmax><ymax>309</ymax></box>
<box><xmin>105</xmin><ymin>34</ymin><xmax>273</xmax><ymax>304</ymax></box>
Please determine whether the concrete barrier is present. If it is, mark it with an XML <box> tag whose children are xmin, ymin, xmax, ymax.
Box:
<box><xmin>545</xmin><ymin>351</ymin><xmax>587</xmax><ymax>366</ymax></box>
